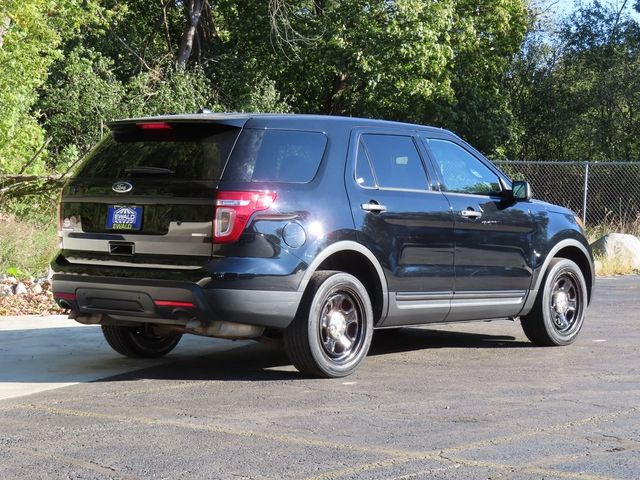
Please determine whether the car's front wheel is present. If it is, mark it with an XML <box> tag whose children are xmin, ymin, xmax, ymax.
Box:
<box><xmin>102</xmin><ymin>325</ymin><xmax>182</xmax><ymax>358</ymax></box>
<box><xmin>521</xmin><ymin>258</ymin><xmax>588</xmax><ymax>346</ymax></box>
<box><xmin>284</xmin><ymin>271</ymin><xmax>374</xmax><ymax>378</ymax></box>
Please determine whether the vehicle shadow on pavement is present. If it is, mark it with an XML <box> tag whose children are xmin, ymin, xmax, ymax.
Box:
<box><xmin>369</xmin><ymin>327</ymin><xmax>532</xmax><ymax>356</ymax></box>
<box><xmin>92</xmin><ymin>327</ymin><xmax>532</xmax><ymax>383</ymax></box>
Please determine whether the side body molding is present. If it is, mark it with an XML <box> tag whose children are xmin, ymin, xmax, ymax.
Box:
<box><xmin>297</xmin><ymin>240</ymin><xmax>390</xmax><ymax>321</ymax></box>
<box><xmin>519</xmin><ymin>238</ymin><xmax>594</xmax><ymax>316</ymax></box>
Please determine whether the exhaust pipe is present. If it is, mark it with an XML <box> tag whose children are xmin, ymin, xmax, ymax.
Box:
<box><xmin>69</xmin><ymin>311</ymin><xmax>103</xmax><ymax>325</ymax></box>
<box><xmin>185</xmin><ymin>319</ymin><xmax>264</xmax><ymax>339</ymax></box>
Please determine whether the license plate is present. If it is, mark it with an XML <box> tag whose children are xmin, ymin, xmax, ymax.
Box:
<box><xmin>106</xmin><ymin>205</ymin><xmax>143</xmax><ymax>231</ymax></box>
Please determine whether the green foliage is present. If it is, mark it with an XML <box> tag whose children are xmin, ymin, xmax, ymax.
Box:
<box><xmin>16</xmin><ymin>0</ymin><xmax>527</xmax><ymax>181</ymax></box>
<box><xmin>210</xmin><ymin>0</ymin><xmax>526</xmax><ymax>154</ymax></box>
<box><xmin>508</xmin><ymin>1</ymin><xmax>640</xmax><ymax>161</ymax></box>
<box><xmin>40</xmin><ymin>47</ymin><xmax>126</xmax><ymax>170</ymax></box>
<box><xmin>0</xmin><ymin>0</ymin><xmax>101</xmax><ymax>175</ymax></box>
<box><xmin>438</xmin><ymin>0</ymin><xmax>528</xmax><ymax>155</ymax></box>
<box><xmin>123</xmin><ymin>68</ymin><xmax>222</xmax><ymax>117</ymax></box>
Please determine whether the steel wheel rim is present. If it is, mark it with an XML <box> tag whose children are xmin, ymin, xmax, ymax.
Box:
<box><xmin>318</xmin><ymin>287</ymin><xmax>365</xmax><ymax>364</ymax></box>
<box><xmin>549</xmin><ymin>271</ymin><xmax>582</xmax><ymax>334</ymax></box>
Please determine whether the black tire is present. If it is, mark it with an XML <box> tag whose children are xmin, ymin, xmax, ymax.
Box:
<box><xmin>101</xmin><ymin>325</ymin><xmax>182</xmax><ymax>358</ymax></box>
<box><xmin>521</xmin><ymin>258</ymin><xmax>588</xmax><ymax>346</ymax></box>
<box><xmin>284</xmin><ymin>271</ymin><xmax>374</xmax><ymax>378</ymax></box>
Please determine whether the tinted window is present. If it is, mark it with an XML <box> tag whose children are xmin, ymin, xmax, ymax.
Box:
<box><xmin>428</xmin><ymin>139</ymin><xmax>500</xmax><ymax>195</ymax></box>
<box><xmin>361</xmin><ymin>134</ymin><xmax>428</xmax><ymax>190</ymax></box>
<box><xmin>75</xmin><ymin>123</ymin><xmax>240</xmax><ymax>180</ymax></box>
<box><xmin>355</xmin><ymin>140</ymin><xmax>376</xmax><ymax>187</ymax></box>
<box><xmin>224</xmin><ymin>129</ymin><xmax>326</xmax><ymax>183</ymax></box>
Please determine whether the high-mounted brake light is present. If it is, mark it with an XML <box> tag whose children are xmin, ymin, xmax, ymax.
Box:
<box><xmin>137</xmin><ymin>122</ymin><xmax>172</xmax><ymax>131</ymax></box>
<box><xmin>214</xmin><ymin>191</ymin><xmax>276</xmax><ymax>244</ymax></box>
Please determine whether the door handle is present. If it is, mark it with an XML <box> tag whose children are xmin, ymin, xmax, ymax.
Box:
<box><xmin>460</xmin><ymin>208</ymin><xmax>482</xmax><ymax>219</ymax></box>
<box><xmin>361</xmin><ymin>202</ymin><xmax>387</xmax><ymax>213</ymax></box>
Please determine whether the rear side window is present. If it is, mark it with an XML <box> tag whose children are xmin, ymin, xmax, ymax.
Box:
<box><xmin>224</xmin><ymin>129</ymin><xmax>327</xmax><ymax>183</ymax></box>
<box><xmin>360</xmin><ymin>134</ymin><xmax>428</xmax><ymax>190</ymax></box>
<box><xmin>75</xmin><ymin>123</ymin><xmax>240</xmax><ymax>180</ymax></box>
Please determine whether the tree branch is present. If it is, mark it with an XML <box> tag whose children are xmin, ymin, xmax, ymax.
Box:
<box><xmin>18</xmin><ymin>137</ymin><xmax>51</xmax><ymax>175</ymax></box>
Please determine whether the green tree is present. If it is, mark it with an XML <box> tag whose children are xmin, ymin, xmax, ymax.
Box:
<box><xmin>438</xmin><ymin>0</ymin><xmax>528</xmax><ymax>156</ymax></box>
<box><xmin>0</xmin><ymin>0</ymin><xmax>99</xmax><ymax>175</ymax></box>
<box><xmin>509</xmin><ymin>1</ymin><xmax>640</xmax><ymax>161</ymax></box>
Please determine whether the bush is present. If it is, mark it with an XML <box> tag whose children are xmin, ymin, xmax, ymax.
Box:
<box><xmin>0</xmin><ymin>211</ymin><xmax>58</xmax><ymax>279</ymax></box>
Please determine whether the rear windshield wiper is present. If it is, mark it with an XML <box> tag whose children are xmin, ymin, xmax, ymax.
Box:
<box><xmin>124</xmin><ymin>166</ymin><xmax>175</xmax><ymax>175</ymax></box>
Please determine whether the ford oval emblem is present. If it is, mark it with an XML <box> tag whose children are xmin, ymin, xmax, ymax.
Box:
<box><xmin>112</xmin><ymin>181</ymin><xmax>133</xmax><ymax>193</ymax></box>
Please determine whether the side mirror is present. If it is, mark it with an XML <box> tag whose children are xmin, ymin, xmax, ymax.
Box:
<box><xmin>512</xmin><ymin>180</ymin><xmax>532</xmax><ymax>201</ymax></box>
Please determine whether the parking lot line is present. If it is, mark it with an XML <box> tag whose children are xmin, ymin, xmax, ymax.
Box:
<box><xmin>304</xmin><ymin>453</ymin><xmax>617</xmax><ymax>480</ymax></box>
<box><xmin>19</xmin><ymin>403</ymin><xmax>416</xmax><ymax>458</ymax></box>
<box><xmin>439</xmin><ymin>405</ymin><xmax>639</xmax><ymax>454</ymax></box>
<box><xmin>19</xmin><ymin>402</ymin><xmax>631</xmax><ymax>480</ymax></box>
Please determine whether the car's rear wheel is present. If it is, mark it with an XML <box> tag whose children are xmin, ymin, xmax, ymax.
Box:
<box><xmin>102</xmin><ymin>325</ymin><xmax>182</xmax><ymax>358</ymax></box>
<box><xmin>521</xmin><ymin>258</ymin><xmax>587</xmax><ymax>346</ymax></box>
<box><xmin>284</xmin><ymin>271</ymin><xmax>373</xmax><ymax>378</ymax></box>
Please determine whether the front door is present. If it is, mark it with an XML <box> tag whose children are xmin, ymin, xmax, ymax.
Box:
<box><xmin>422</xmin><ymin>136</ymin><xmax>535</xmax><ymax>321</ymax></box>
<box><xmin>345</xmin><ymin>129</ymin><xmax>454</xmax><ymax>325</ymax></box>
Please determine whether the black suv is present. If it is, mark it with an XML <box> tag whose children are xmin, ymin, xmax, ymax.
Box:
<box><xmin>52</xmin><ymin>113</ymin><xmax>594</xmax><ymax>377</ymax></box>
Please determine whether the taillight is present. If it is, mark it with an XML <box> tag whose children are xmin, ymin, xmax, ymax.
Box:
<box><xmin>213</xmin><ymin>191</ymin><xmax>276</xmax><ymax>243</ymax></box>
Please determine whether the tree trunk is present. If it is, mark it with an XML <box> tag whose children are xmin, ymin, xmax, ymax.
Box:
<box><xmin>176</xmin><ymin>0</ymin><xmax>205</xmax><ymax>69</ymax></box>
<box><xmin>324</xmin><ymin>72</ymin><xmax>348</xmax><ymax>115</ymax></box>
<box><xmin>0</xmin><ymin>17</ymin><xmax>11</xmax><ymax>48</ymax></box>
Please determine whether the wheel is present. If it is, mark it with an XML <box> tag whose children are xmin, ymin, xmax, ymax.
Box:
<box><xmin>284</xmin><ymin>271</ymin><xmax>374</xmax><ymax>378</ymax></box>
<box><xmin>101</xmin><ymin>325</ymin><xmax>182</xmax><ymax>358</ymax></box>
<box><xmin>521</xmin><ymin>258</ymin><xmax>588</xmax><ymax>346</ymax></box>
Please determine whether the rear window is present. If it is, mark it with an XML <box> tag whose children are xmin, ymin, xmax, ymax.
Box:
<box><xmin>223</xmin><ymin>129</ymin><xmax>327</xmax><ymax>183</ymax></box>
<box><xmin>74</xmin><ymin>123</ymin><xmax>240</xmax><ymax>180</ymax></box>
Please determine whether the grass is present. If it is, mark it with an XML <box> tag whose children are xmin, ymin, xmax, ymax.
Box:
<box><xmin>585</xmin><ymin>216</ymin><xmax>640</xmax><ymax>243</ymax></box>
<box><xmin>0</xmin><ymin>211</ymin><xmax>59</xmax><ymax>279</ymax></box>
<box><xmin>593</xmin><ymin>254</ymin><xmax>639</xmax><ymax>276</ymax></box>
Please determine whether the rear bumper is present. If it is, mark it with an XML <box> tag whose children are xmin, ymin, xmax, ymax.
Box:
<box><xmin>52</xmin><ymin>274</ymin><xmax>302</xmax><ymax>329</ymax></box>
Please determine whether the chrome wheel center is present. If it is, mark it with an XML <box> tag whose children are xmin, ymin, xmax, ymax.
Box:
<box><xmin>554</xmin><ymin>291</ymin><xmax>569</xmax><ymax>314</ymax></box>
<box><xmin>549</xmin><ymin>272</ymin><xmax>582</xmax><ymax>334</ymax></box>
<box><xmin>327</xmin><ymin>311</ymin><xmax>347</xmax><ymax>339</ymax></box>
<box><xmin>319</xmin><ymin>289</ymin><xmax>364</xmax><ymax>362</ymax></box>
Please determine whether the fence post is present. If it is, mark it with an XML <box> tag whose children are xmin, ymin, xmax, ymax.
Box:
<box><xmin>582</xmin><ymin>162</ymin><xmax>590</xmax><ymax>225</ymax></box>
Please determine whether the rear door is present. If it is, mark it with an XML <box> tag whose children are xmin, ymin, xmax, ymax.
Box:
<box><xmin>60</xmin><ymin>120</ymin><xmax>242</xmax><ymax>268</ymax></box>
<box><xmin>421</xmin><ymin>134</ymin><xmax>535</xmax><ymax>321</ymax></box>
<box><xmin>345</xmin><ymin>128</ymin><xmax>454</xmax><ymax>326</ymax></box>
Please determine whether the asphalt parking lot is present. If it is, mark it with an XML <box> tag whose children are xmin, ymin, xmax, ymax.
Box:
<box><xmin>0</xmin><ymin>276</ymin><xmax>638</xmax><ymax>480</ymax></box>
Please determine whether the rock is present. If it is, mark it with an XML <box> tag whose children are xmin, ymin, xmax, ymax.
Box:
<box><xmin>13</xmin><ymin>283</ymin><xmax>28</xmax><ymax>295</ymax></box>
<box><xmin>5</xmin><ymin>276</ymin><xmax>17</xmax><ymax>284</ymax></box>
<box><xmin>31</xmin><ymin>284</ymin><xmax>43</xmax><ymax>295</ymax></box>
<box><xmin>0</xmin><ymin>285</ymin><xmax>12</xmax><ymax>297</ymax></box>
<box><xmin>591</xmin><ymin>233</ymin><xmax>640</xmax><ymax>270</ymax></box>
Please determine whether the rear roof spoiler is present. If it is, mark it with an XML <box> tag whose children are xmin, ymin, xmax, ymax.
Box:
<box><xmin>107</xmin><ymin>113</ymin><xmax>251</xmax><ymax>129</ymax></box>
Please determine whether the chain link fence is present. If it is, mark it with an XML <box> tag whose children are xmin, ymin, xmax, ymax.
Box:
<box><xmin>495</xmin><ymin>161</ymin><xmax>640</xmax><ymax>226</ymax></box>
<box><xmin>2</xmin><ymin>160</ymin><xmax>640</xmax><ymax>227</ymax></box>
